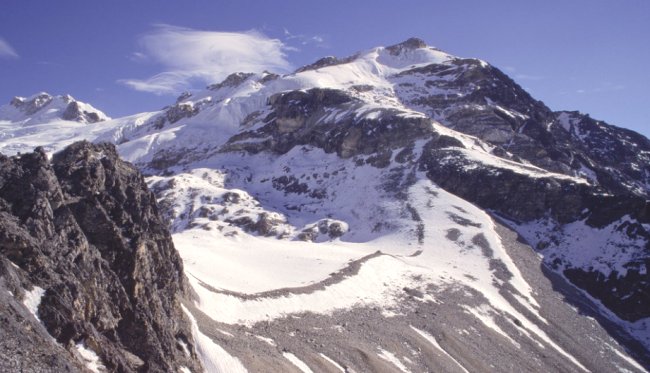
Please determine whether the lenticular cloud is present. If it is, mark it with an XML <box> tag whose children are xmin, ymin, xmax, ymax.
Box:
<box><xmin>120</xmin><ymin>25</ymin><xmax>291</xmax><ymax>95</ymax></box>
<box><xmin>0</xmin><ymin>37</ymin><xmax>19</xmax><ymax>59</ymax></box>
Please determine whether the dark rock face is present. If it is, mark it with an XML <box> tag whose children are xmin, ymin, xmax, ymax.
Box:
<box><xmin>150</xmin><ymin>102</ymin><xmax>200</xmax><ymax>131</ymax></box>
<box><xmin>394</xmin><ymin>58</ymin><xmax>650</xmax><ymax>197</ymax></box>
<box><xmin>564</xmin><ymin>261</ymin><xmax>650</xmax><ymax>322</ymax></box>
<box><xmin>164</xmin><ymin>102</ymin><xmax>199</xmax><ymax>125</ymax></box>
<box><xmin>222</xmin><ymin>88</ymin><xmax>435</xmax><ymax>159</ymax></box>
<box><xmin>385</xmin><ymin>37</ymin><xmax>428</xmax><ymax>55</ymax></box>
<box><xmin>0</xmin><ymin>142</ymin><xmax>201</xmax><ymax>372</ymax></box>
<box><xmin>419</xmin><ymin>143</ymin><xmax>649</xmax><ymax>226</ymax></box>
<box><xmin>419</xmin><ymin>146</ymin><xmax>585</xmax><ymax>223</ymax></box>
<box><xmin>61</xmin><ymin>101</ymin><xmax>103</xmax><ymax>123</ymax></box>
<box><xmin>10</xmin><ymin>93</ymin><xmax>54</xmax><ymax>115</ymax></box>
<box><xmin>295</xmin><ymin>55</ymin><xmax>358</xmax><ymax>73</ymax></box>
<box><xmin>555</xmin><ymin>111</ymin><xmax>650</xmax><ymax>194</ymax></box>
<box><xmin>225</xmin><ymin>212</ymin><xmax>286</xmax><ymax>237</ymax></box>
<box><xmin>1</xmin><ymin>257</ymin><xmax>85</xmax><ymax>373</ymax></box>
<box><xmin>396</xmin><ymin>60</ymin><xmax>570</xmax><ymax>174</ymax></box>
<box><xmin>207</xmin><ymin>72</ymin><xmax>255</xmax><ymax>91</ymax></box>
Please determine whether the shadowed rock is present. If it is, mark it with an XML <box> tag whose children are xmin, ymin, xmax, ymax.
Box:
<box><xmin>0</xmin><ymin>142</ymin><xmax>202</xmax><ymax>372</ymax></box>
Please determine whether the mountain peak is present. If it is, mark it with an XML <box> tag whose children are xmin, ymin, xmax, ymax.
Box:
<box><xmin>1</xmin><ymin>93</ymin><xmax>109</xmax><ymax>124</ymax></box>
<box><xmin>10</xmin><ymin>92</ymin><xmax>53</xmax><ymax>114</ymax></box>
<box><xmin>207</xmin><ymin>72</ymin><xmax>256</xmax><ymax>91</ymax></box>
<box><xmin>386</xmin><ymin>37</ymin><xmax>428</xmax><ymax>54</ymax></box>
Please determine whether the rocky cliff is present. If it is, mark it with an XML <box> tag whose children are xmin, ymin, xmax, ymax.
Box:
<box><xmin>0</xmin><ymin>142</ymin><xmax>201</xmax><ymax>372</ymax></box>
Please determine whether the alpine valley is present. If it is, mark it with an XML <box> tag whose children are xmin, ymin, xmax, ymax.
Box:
<box><xmin>1</xmin><ymin>38</ymin><xmax>648</xmax><ymax>372</ymax></box>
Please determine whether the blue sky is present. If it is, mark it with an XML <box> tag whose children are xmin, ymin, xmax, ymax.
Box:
<box><xmin>1</xmin><ymin>1</ymin><xmax>648</xmax><ymax>136</ymax></box>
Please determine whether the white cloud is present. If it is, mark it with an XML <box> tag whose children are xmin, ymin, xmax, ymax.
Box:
<box><xmin>574</xmin><ymin>84</ymin><xmax>625</xmax><ymax>95</ymax></box>
<box><xmin>0</xmin><ymin>37</ymin><xmax>18</xmax><ymax>58</ymax></box>
<box><xmin>128</xmin><ymin>51</ymin><xmax>148</xmax><ymax>62</ymax></box>
<box><xmin>119</xmin><ymin>25</ymin><xmax>292</xmax><ymax>95</ymax></box>
<box><xmin>283</xmin><ymin>28</ymin><xmax>328</xmax><ymax>48</ymax></box>
<box><xmin>515</xmin><ymin>74</ymin><xmax>545</xmax><ymax>81</ymax></box>
<box><xmin>501</xmin><ymin>66</ymin><xmax>544</xmax><ymax>81</ymax></box>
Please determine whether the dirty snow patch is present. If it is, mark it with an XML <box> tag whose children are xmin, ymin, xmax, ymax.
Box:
<box><xmin>283</xmin><ymin>352</ymin><xmax>314</xmax><ymax>373</ymax></box>
<box><xmin>410</xmin><ymin>326</ymin><xmax>469</xmax><ymax>373</ymax></box>
<box><xmin>319</xmin><ymin>353</ymin><xmax>345</xmax><ymax>372</ymax></box>
<box><xmin>254</xmin><ymin>335</ymin><xmax>276</xmax><ymax>346</ymax></box>
<box><xmin>23</xmin><ymin>286</ymin><xmax>45</xmax><ymax>322</ymax></box>
<box><xmin>182</xmin><ymin>305</ymin><xmax>247</xmax><ymax>373</ymax></box>
<box><xmin>607</xmin><ymin>344</ymin><xmax>646</xmax><ymax>372</ymax></box>
<box><xmin>75</xmin><ymin>342</ymin><xmax>107</xmax><ymax>373</ymax></box>
<box><xmin>177</xmin><ymin>338</ymin><xmax>191</xmax><ymax>357</ymax></box>
<box><xmin>377</xmin><ymin>348</ymin><xmax>411</xmax><ymax>372</ymax></box>
<box><xmin>463</xmin><ymin>304</ymin><xmax>520</xmax><ymax>348</ymax></box>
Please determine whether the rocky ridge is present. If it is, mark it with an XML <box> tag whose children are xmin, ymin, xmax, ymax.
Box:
<box><xmin>0</xmin><ymin>142</ymin><xmax>201</xmax><ymax>372</ymax></box>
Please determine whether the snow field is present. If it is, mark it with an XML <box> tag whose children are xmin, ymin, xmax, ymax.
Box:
<box><xmin>175</xmin><ymin>170</ymin><xmax>591</xmax><ymax>370</ymax></box>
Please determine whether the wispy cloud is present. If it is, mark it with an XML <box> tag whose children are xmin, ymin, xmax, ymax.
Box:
<box><xmin>128</xmin><ymin>51</ymin><xmax>148</xmax><ymax>62</ymax></box>
<box><xmin>119</xmin><ymin>24</ymin><xmax>292</xmax><ymax>95</ymax></box>
<box><xmin>0</xmin><ymin>37</ymin><xmax>18</xmax><ymax>59</ymax></box>
<box><xmin>514</xmin><ymin>74</ymin><xmax>545</xmax><ymax>81</ymax></box>
<box><xmin>501</xmin><ymin>66</ymin><xmax>544</xmax><ymax>81</ymax></box>
<box><xmin>575</xmin><ymin>84</ymin><xmax>625</xmax><ymax>94</ymax></box>
<box><xmin>559</xmin><ymin>82</ymin><xmax>626</xmax><ymax>96</ymax></box>
<box><xmin>283</xmin><ymin>28</ymin><xmax>328</xmax><ymax>49</ymax></box>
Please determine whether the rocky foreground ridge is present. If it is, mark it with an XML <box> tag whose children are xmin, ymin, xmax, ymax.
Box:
<box><xmin>0</xmin><ymin>142</ymin><xmax>201</xmax><ymax>372</ymax></box>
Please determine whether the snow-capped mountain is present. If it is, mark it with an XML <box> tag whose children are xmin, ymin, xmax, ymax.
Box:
<box><xmin>0</xmin><ymin>92</ymin><xmax>109</xmax><ymax>124</ymax></box>
<box><xmin>1</xmin><ymin>38</ymin><xmax>649</xmax><ymax>372</ymax></box>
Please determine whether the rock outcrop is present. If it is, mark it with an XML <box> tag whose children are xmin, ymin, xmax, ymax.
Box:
<box><xmin>10</xmin><ymin>92</ymin><xmax>55</xmax><ymax>115</ymax></box>
<box><xmin>222</xmin><ymin>87</ymin><xmax>434</xmax><ymax>159</ymax></box>
<box><xmin>0</xmin><ymin>142</ymin><xmax>201</xmax><ymax>372</ymax></box>
<box><xmin>61</xmin><ymin>100</ymin><xmax>104</xmax><ymax>123</ymax></box>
